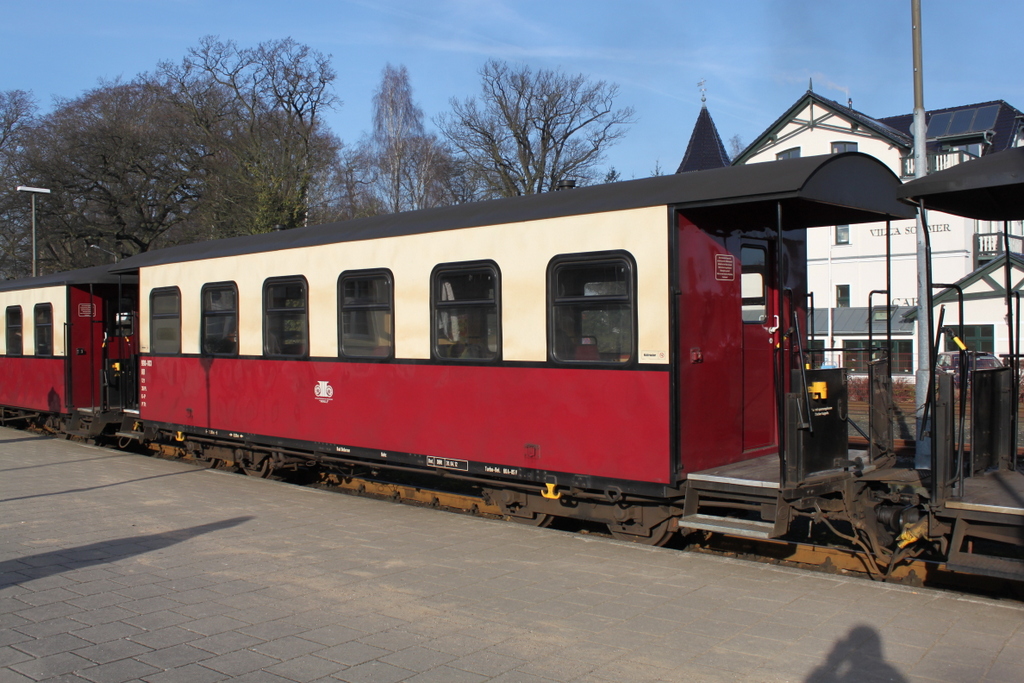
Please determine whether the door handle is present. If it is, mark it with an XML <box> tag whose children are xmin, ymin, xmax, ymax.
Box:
<box><xmin>768</xmin><ymin>315</ymin><xmax>780</xmax><ymax>334</ymax></box>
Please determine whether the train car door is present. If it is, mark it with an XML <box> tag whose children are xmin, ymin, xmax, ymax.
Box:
<box><xmin>67</xmin><ymin>286</ymin><xmax>105</xmax><ymax>410</ymax></box>
<box><xmin>740</xmin><ymin>241</ymin><xmax>779</xmax><ymax>455</ymax></box>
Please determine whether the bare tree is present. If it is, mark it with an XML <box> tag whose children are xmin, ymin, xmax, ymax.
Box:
<box><xmin>728</xmin><ymin>134</ymin><xmax>745</xmax><ymax>162</ymax></box>
<box><xmin>18</xmin><ymin>80</ymin><xmax>205</xmax><ymax>272</ymax></box>
<box><xmin>437</xmin><ymin>60</ymin><xmax>636</xmax><ymax>197</ymax></box>
<box><xmin>0</xmin><ymin>90</ymin><xmax>37</xmax><ymax>278</ymax></box>
<box><xmin>158</xmin><ymin>36</ymin><xmax>339</xmax><ymax>234</ymax></box>
<box><xmin>365</xmin><ymin>64</ymin><xmax>456</xmax><ymax>213</ymax></box>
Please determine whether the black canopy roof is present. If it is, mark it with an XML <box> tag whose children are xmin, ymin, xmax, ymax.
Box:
<box><xmin>108</xmin><ymin>152</ymin><xmax>911</xmax><ymax>273</ymax></box>
<box><xmin>898</xmin><ymin>147</ymin><xmax>1024</xmax><ymax>221</ymax></box>
<box><xmin>0</xmin><ymin>264</ymin><xmax>137</xmax><ymax>293</ymax></box>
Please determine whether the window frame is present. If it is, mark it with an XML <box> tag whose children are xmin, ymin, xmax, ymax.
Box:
<box><xmin>149</xmin><ymin>287</ymin><xmax>181</xmax><ymax>355</ymax></box>
<box><xmin>775</xmin><ymin>147</ymin><xmax>801</xmax><ymax>161</ymax></box>
<box><xmin>34</xmin><ymin>303</ymin><xmax>53</xmax><ymax>356</ymax></box>
<box><xmin>262</xmin><ymin>276</ymin><xmax>309</xmax><ymax>359</ymax></box>
<box><xmin>831</xmin><ymin>141</ymin><xmax>858</xmax><ymax>154</ymax></box>
<box><xmin>741</xmin><ymin>245</ymin><xmax>768</xmax><ymax>324</ymax></box>
<box><xmin>546</xmin><ymin>251</ymin><xmax>637</xmax><ymax>366</ymax></box>
<box><xmin>430</xmin><ymin>260</ymin><xmax>501</xmax><ymax>362</ymax></box>
<box><xmin>200</xmin><ymin>282</ymin><xmax>240</xmax><ymax>357</ymax></box>
<box><xmin>835</xmin><ymin>284</ymin><xmax>851</xmax><ymax>309</ymax></box>
<box><xmin>834</xmin><ymin>224</ymin><xmax>850</xmax><ymax>245</ymax></box>
<box><xmin>338</xmin><ymin>269</ymin><xmax>395</xmax><ymax>360</ymax></box>
<box><xmin>5</xmin><ymin>306</ymin><xmax>23</xmax><ymax>356</ymax></box>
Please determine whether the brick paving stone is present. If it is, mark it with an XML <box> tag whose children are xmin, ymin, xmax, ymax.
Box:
<box><xmin>188</xmin><ymin>630</ymin><xmax>266</xmax><ymax>655</ymax></box>
<box><xmin>196</xmin><ymin>648</ymin><xmax>281</xmax><ymax>676</ymax></box>
<box><xmin>76</xmin><ymin>657</ymin><xmax>162</xmax><ymax>683</ymax></box>
<box><xmin>333</xmin><ymin>660</ymin><xmax>414</xmax><ymax>683</ymax></box>
<box><xmin>8</xmin><ymin>651</ymin><xmax>94</xmax><ymax>679</ymax></box>
<box><xmin>140</xmin><ymin>662</ymin><xmax>227</xmax><ymax>683</ymax></box>
<box><xmin>10</xmin><ymin>632</ymin><xmax>94</xmax><ymax>658</ymax></box>
<box><xmin>134</xmin><ymin>642</ymin><xmax>215</xmax><ymax>669</ymax></box>
<box><xmin>72</xmin><ymin>638</ymin><xmax>151</xmax><ymax>665</ymax></box>
<box><xmin>262</xmin><ymin>655</ymin><xmax>346</xmax><ymax>682</ymax></box>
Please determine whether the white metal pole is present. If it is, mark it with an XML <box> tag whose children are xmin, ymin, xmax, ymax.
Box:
<box><xmin>911</xmin><ymin>0</ymin><xmax>931</xmax><ymax>468</ymax></box>
<box><xmin>30</xmin><ymin>193</ymin><xmax>37</xmax><ymax>277</ymax></box>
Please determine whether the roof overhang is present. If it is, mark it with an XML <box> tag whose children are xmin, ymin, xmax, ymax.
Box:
<box><xmin>898</xmin><ymin>147</ymin><xmax>1024</xmax><ymax>221</ymax></box>
<box><xmin>0</xmin><ymin>264</ymin><xmax>137</xmax><ymax>293</ymax></box>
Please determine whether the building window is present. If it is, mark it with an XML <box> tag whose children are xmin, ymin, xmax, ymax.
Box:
<box><xmin>836</xmin><ymin>284</ymin><xmax>851</xmax><ymax>309</ymax></box>
<box><xmin>34</xmin><ymin>304</ymin><xmax>53</xmax><ymax>356</ymax></box>
<box><xmin>339</xmin><ymin>270</ymin><xmax>393</xmax><ymax>359</ymax></box>
<box><xmin>835</xmin><ymin>225</ymin><xmax>850</xmax><ymax>245</ymax></box>
<box><xmin>548</xmin><ymin>253</ymin><xmax>634</xmax><ymax>364</ymax></box>
<box><xmin>831</xmin><ymin>141</ymin><xmax>858</xmax><ymax>154</ymax></box>
<box><xmin>264</xmin><ymin>277</ymin><xmax>308</xmax><ymax>357</ymax></box>
<box><xmin>945</xmin><ymin>324</ymin><xmax>994</xmax><ymax>354</ymax></box>
<box><xmin>844</xmin><ymin>339</ymin><xmax>913</xmax><ymax>374</ymax></box>
<box><xmin>150</xmin><ymin>288</ymin><xmax>181</xmax><ymax>354</ymax></box>
<box><xmin>741</xmin><ymin>246</ymin><xmax>767</xmax><ymax>323</ymax></box>
<box><xmin>5</xmin><ymin>306</ymin><xmax>23</xmax><ymax>356</ymax></box>
<box><xmin>433</xmin><ymin>262</ymin><xmax>500</xmax><ymax>361</ymax></box>
<box><xmin>201</xmin><ymin>283</ymin><xmax>238</xmax><ymax>356</ymax></box>
<box><xmin>776</xmin><ymin>147</ymin><xmax>801</xmax><ymax>161</ymax></box>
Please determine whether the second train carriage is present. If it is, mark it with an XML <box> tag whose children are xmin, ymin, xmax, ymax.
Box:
<box><xmin>101</xmin><ymin>152</ymin><xmax>911</xmax><ymax>542</ymax></box>
<box><xmin>0</xmin><ymin>265</ymin><xmax>137</xmax><ymax>432</ymax></box>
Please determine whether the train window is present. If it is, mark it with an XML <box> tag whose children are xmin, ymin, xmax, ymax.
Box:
<box><xmin>339</xmin><ymin>270</ymin><xmax>393</xmax><ymax>359</ymax></box>
<box><xmin>264</xmin><ymin>277</ymin><xmax>308</xmax><ymax>358</ymax></box>
<box><xmin>548</xmin><ymin>254</ymin><xmax>634</xmax><ymax>364</ymax></box>
<box><xmin>741</xmin><ymin>246</ymin><xmax>767</xmax><ymax>323</ymax></box>
<box><xmin>201</xmin><ymin>283</ymin><xmax>239</xmax><ymax>356</ymax></box>
<box><xmin>5</xmin><ymin>306</ymin><xmax>23</xmax><ymax>356</ymax></box>
<box><xmin>34</xmin><ymin>304</ymin><xmax>53</xmax><ymax>356</ymax></box>
<box><xmin>432</xmin><ymin>262</ymin><xmax>500</xmax><ymax>361</ymax></box>
<box><xmin>150</xmin><ymin>288</ymin><xmax>181</xmax><ymax>354</ymax></box>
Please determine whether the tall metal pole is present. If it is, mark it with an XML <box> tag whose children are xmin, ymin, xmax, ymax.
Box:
<box><xmin>30</xmin><ymin>194</ymin><xmax>37</xmax><ymax>277</ymax></box>
<box><xmin>911</xmin><ymin>0</ymin><xmax>932</xmax><ymax>468</ymax></box>
<box><xmin>16</xmin><ymin>186</ymin><xmax>51</xmax><ymax>278</ymax></box>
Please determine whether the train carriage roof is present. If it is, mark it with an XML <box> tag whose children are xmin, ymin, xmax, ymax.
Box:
<box><xmin>112</xmin><ymin>152</ymin><xmax>912</xmax><ymax>272</ymax></box>
<box><xmin>898</xmin><ymin>146</ymin><xmax>1024</xmax><ymax>221</ymax></box>
<box><xmin>0</xmin><ymin>263</ymin><xmax>136</xmax><ymax>293</ymax></box>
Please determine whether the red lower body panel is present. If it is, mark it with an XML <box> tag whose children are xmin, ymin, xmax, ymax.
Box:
<box><xmin>140</xmin><ymin>357</ymin><xmax>672</xmax><ymax>484</ymax></box>
<box><xmin>0</xmin><ymin>357</ymin><xmax>66</xmax><ymax>413</ymax></box>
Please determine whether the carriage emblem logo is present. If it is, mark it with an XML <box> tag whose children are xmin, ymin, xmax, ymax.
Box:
<box><xmin>314</xmin><ymin>380</ymin><xmax>334</xmax><ymax>403</ymax></box>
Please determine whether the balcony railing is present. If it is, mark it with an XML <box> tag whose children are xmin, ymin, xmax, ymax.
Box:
<box><xmin>900</xmin><ymin>150</ymin><xmax>978</xmax><ymax>179</ymax></box>
<box><xmin>976</xmin><ymin>232</ymin><xmax>1024</xmax><ymax>262</ymax></box>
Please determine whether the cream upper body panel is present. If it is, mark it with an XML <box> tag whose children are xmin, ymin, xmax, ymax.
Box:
<box><xmin>140</xmin><ymin>205</ymin><xmax>671</xmax><ymax>363</ymax></box>
<box><xmin>0</xmin><ymin>285</ymin><xmax>67</xmax><ymax>356</ymax></box>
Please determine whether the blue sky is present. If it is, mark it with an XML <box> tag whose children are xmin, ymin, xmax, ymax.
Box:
<box><xmin>3</xmin><ymin>1</ymin><xmax>1021</xmax><ymax>180</ymax></box>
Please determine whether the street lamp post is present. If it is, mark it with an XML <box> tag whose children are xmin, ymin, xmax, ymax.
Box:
<box><xmin>16</xmin><ymin>186</ymin><xmax>51</xmax><ymax>277</ymax></box>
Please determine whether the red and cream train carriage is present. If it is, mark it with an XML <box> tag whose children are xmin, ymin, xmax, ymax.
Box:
<box><xmin>0</xmin><ymin>265</ymin><xmax>137</xmax><ymax>431</ymax></box>
<box><xmin>106</xmin><ymin>152</ymin><xmax>909</xmax><ymax>540</ymax></box>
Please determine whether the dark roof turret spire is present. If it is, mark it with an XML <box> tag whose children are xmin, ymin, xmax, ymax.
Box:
<box><xmin>676</xmin><ymin>85</ymin><xmax>731</xmax><ymax>173</ymax></box>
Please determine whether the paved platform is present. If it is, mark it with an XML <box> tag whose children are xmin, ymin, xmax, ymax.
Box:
<box><xmin>2</xmin><ymin>427</ymin><xmax>1024</xmax><ymax>683</ymax></box>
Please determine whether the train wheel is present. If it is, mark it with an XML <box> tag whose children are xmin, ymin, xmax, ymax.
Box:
<box><xmin>242</xmin><ymin>457</ymin><xmax>274</xmax><ymax>479</ymax></box>
<box><xmin>609</xmin><ymin>519</ymin><xmax>674</xmax><ymax>547</ymax></box>
<box><xmin>508</xmin><ymin>512</ymin><xmax>555</xmax><ymax>528</ymax></box>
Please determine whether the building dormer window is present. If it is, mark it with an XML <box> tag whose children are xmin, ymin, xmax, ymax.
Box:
<box><xmin>831</xmin><ymin>141</ymin><xmax>858</xmax><ymax>154</ymax></box>
<box><xmin>776</xmin><ymin>147</ymin><xmax>800</xmax><ymax>161</ymax></box>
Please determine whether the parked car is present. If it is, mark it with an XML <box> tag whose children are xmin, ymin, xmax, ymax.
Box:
<box><xmin>936</xmin><ymin>351</ymin><xmax>1003</xmax><ymax>384</ymax></box>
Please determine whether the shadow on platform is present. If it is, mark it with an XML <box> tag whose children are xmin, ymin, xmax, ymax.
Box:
<box><xmin>805</xmin><ymin>624</ymin><xmax>907</xmax><ymax>682</ymax></box>
<box><xmin>0</xmin><ymin>468</ymin><xmax>203</xmax><ymax>503</ymax></box>
<box><xmin>0</xmin><ymin>516</ymin><xmax>254</xmax><ymax>587</ymax></box>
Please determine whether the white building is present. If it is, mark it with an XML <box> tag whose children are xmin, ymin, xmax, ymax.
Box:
<box><xmin>732</xmin><ymin>91</ymin><xmax>1024</xmax><ymax>373</ymax></box>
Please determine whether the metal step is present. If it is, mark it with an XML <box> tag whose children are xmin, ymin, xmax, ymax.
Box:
<box><xmin>945</xmin><ymin>551</ymin><xmax>1024</xmax><ymax>582</ymax></box>
<box><xmin>677</xmin><ymin>514</ymin><xmax>775</xmax><ymax>539</ymax></box>
<box><xmin>114</xmin><ymin>431</ymin><xmax>143</xmax><ymax>441</ymax></box>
